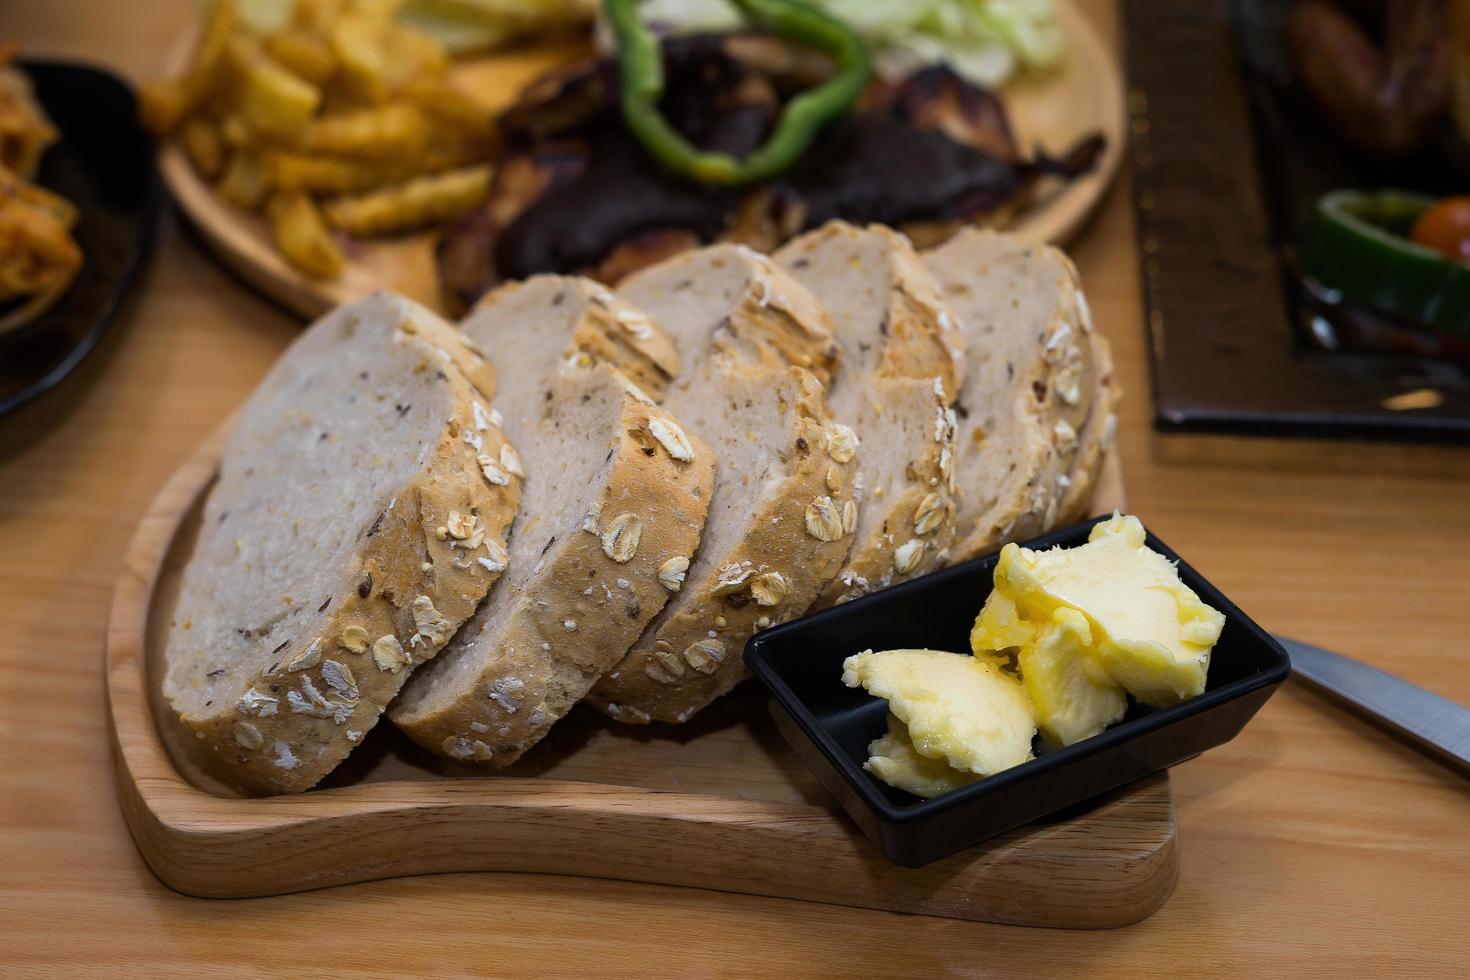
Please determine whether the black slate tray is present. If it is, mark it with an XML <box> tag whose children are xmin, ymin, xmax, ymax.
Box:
<box><xmin>0</xmin><ymin>60</ymin><xmax>161</xmax><ymax>420</ymax></box>
<box><xmin>1125</xmin><ymin>0</ymin><xmax>1470</xmax><ymax>443</ymax></box>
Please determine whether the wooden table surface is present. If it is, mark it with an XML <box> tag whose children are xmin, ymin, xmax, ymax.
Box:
<box><xmin>4</xmin><ymin>1</ymin><xmax>1469</xmax><ymax>975</ymax></box>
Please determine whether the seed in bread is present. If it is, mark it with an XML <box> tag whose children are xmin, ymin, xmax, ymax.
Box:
<box><xmin>161</xmin><ymin>292</ymin><xmax>520</xmax><ymax>795</ymax></box>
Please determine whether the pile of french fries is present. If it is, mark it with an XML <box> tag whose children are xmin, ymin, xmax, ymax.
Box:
<box><xmin>141</xmin><ymin>0</ymin><xmax>501</xmax><ymax>280</ymax></box>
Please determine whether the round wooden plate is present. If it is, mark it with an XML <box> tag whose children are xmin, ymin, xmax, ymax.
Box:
<box><xmin>159</xmin><ymin>5</ymin><xmax>1126</xmax><ymax>320</ymax></box>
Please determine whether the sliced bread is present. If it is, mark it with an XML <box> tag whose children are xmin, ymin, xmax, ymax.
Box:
<box><xmin>161</xmin><ymin>292</ymin><xmax>521</xmax><ymax>795</ymax></box>
<box><xmin>388</xmin><ymin>277</ymin><xmax>715</xmax><ymax>765</ymax></box>
<box><xmin>922</xmin><ymin>229</ymin><xmax>1102</xmax><ymax>561</ymax></box>
<box><xmin>775</xmin><ymin>222</ymin><xmax>966</xmax><ymax>604</ymax></box>
<box><xmin>589</xmin><ymin>245</ymin><xmax>858</xmax><ymax>723</ymax></box>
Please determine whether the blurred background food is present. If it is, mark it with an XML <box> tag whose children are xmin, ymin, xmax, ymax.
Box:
<box><xmin>435</xmin><ymin>0</ymin><xmax>1100</xmax><ymax>309</ymax></box>
<box><xmin>1268</xmin><ymin>0</ymin><xmax>1470</xmax><ymax>354</ymax></box>
<box><xmin>0</xmin><ymin>45</ymin><xmax>82</xmax><ymax>332</ymax></box>
<box><xmin>597</xmin><ymin>0</ymin><xmax>1065</xmax><ymax>89</ymax></box>
<box><xmin>144</xmin><ymin>0</ymin><xmax>1106</xmax><ymax>311</ymax></box>
<box><xmin>140</xmin><ymin>0</ymin><xmax>518</xmax><ymax>279</ymax></box>
<box><xmin>1285</xmin><ymin>0</ymin><xmax>1468</xmax><ymax>161</ymax></box>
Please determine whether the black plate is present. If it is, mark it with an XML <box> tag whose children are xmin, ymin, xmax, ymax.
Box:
<box><xmin>745</xmin><ymin>516</ymin><xmax>1290</xmax><ymax>867</ymax></box>
<box><xmin>0</xmin><ymin>59</ymin><xmax>161</xmax><ymax>419</ymax></box>
<box><xmin>1125</xmin><ymin>0</ymin><xmax>1470</xmax><ymax>442</ymax></box>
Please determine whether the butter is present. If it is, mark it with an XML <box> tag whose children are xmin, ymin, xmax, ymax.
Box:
<box><xmin>841</xmin><ymin>515</ymin><xmax>1225</xmax><ymax>799</ymax></box>
<box><xmin>842</xmin><ymin>648</ymin><xmax>1035</xmax><ymax>797</ymax></box>
<box><xmin>971</xmin><ymin>594</ymin><xmax>1125</xmax><ymax>747</ymax></box>
<box><xmin>865</xmin><ymin>716</ymin><xmax>982</xmax><ymax>799</ymax></box>
<box><xmin>979</xmin><ymin>514</ymin><xmax>1225</xmax><ymax>709</ymax></box>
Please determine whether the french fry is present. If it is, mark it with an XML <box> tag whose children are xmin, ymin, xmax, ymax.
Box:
<box><xmin>298</xmin><ymin>102</ymin><xmax>430</xmax><ymax>158</ymax></box>
<box><xmin>216</xmin><ymin>151</ymin><xmax>270</xmax><ymax>210</ymax></box>
<box><xmin>322</xmin><ymin>164</ymin><xmax>491</xmax><ymax>235</ymax></box>
<box><xmin>382</xmin><ymin>24</ymin><xmax>450</xmax><ymax>90</ymax></box>
<box><xmin>267</xmin><ymin>192</ymin><xmax>345</xmax><ymax>278</ymax></box>
<box><xmin>396</xmin><ymin>76</ymin><xmax>494</xmax><ymax>142</ymax></box>
<box><xmin>346</xmin><ymin>0</ymin><xmax>403</xmax><ymax>25</ymax></box>
<box><xmin>163</xmin><ymin>0</ymin><xmax>239</xmax><ymax>133</ymax></box>
<box><xmin>328</xmin><ymin>14</ymin><xmax>389</xmax><ymax>102</ymax></box>
<box><xmin>238</xmin><ymin>50</ymin><xmax>322</xmax><ymax>139</ymax></box>
<box><xmin>181</xmin><ymin>118</ymin><xmax>226</xmax><ymax>179</ymax></box>
<box><xmin>265</xmin><ymin>29</ymin><xmax>338</xmax><ymax>86</ymax></box>
<box><xmin>292</xmin><ymin>0</ymin><xmax>347</xmax><ymax>35</ymax></box>
<box><xmin>266</xmin><ymin>139</ymin><xmax>483</xmax><ymax>192</ymax></box>
<box><xmin>219</xmin><ymin>113</ymin><xmax>255</xmax><ymax>148</ymax></box>
<box><xmin>265</xmin><ymin>151</ymin><xmax>394</xmax><ymax>193</ymax></box>
<box><xmin>138</xmin><ymin>79</ymin><xmax>192</xmax><ymax>136</ymax></box>
<box><xmin>150</xmin><ymin>0</ymin><xmax>507</xmax><ymax>272</ymax></box>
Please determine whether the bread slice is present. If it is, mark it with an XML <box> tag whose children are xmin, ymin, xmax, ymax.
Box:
<box><xmin>922</xmin><ymin>229</ymin><xmax>1101</xmax><ymax>561</ymax></box>
<box><xmin>161</xmin><ymin>292</ymin><xmax>521</xmax><ymax>795</ymax></box>
<box><xmin>589</xmin><ymin>245</ymin><xmax>858</xmax><ymax>723</ymax></box>
<box><xmin>388</xmin><ymin>277</ymin><xmax>714</xmax><ymax>765</ymax></box>
<box><xmin>775</xmin><ymin>222</ymin><xmax>966</xmax><ymax>604</ymax></box>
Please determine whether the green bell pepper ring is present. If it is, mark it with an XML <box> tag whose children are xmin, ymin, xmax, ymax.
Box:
<box><xmin>1300</xmin><ymin>190</ymin><xmax>1470</xmax><ymax>338</ymax></box>
<box><xmin>603</xmin><ymin>0</ymin><xmax>870</xmax><ymax>186</ymax></box>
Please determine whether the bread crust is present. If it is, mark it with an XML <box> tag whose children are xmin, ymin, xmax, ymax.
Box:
<box><xmin>1058</xmin><ymin>330</ymin><xmax>1119</xmax><ymax>525</ymax></box>
<box><xmin>588</xmin><ymin>366</ymin><xmax>858</xmax><ymax>723</ymax></box>
<box><xmin>165</xmin><ymin>294</ymin><xmax>521</xmax><ymax>795</ymax></box>
<box><xmin>389</xmin><ymin>367</ymin><xmax>715</xmax><ymax>764</ymax></box>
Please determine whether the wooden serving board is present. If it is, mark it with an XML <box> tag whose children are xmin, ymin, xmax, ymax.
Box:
<box><xmin>106</xmin><ymin>422</ymin><xmax>1172</xmax><ymax>928</ymax></box>
<box><xmin>160</xmin><ymin>2</ymin><xmax>1126</xmax><ymax>320</ymax></box>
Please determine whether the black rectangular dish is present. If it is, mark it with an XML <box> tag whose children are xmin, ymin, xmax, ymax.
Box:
<box><xmin>744</xmin><ymin>516</ymin><xmax>1291</xmax><ymax>867</ymax></box>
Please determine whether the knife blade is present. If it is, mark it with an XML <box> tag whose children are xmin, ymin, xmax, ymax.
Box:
<box><xmin>1277</xmin><ymin>636</ymin><xmax>1470</xmax><ymax>778</ymax></box>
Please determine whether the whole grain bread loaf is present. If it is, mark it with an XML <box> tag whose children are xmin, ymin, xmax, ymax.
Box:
<box><xmin>589</xmin><ymin>245</ymin><xmax>858</xmax><ymax>723</ymax></box>
<box><xmin>775</xmin><ymin>222</ymin><xmax>966</xmax><ymax>605</ymax></box>
<box><xmin>388</xmin><ymin>277</ymin><xmax>714</xmax><ymax>764</ymax></box>
<box><xmin>161</xmin><ymin>292</ymin><xmax>520</xmax><ymax>795</ymax></box>
<box><xmin>922</xmin><ymin>229</ymin><xmax>1104</xmax><ymax>561</ymax></box>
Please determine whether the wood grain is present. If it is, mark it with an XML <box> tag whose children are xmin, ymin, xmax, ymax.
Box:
<box><xmin>108</xmin><ymin>409</ymin><xmax>1163</xmax><ymax>926</ymax></box>
<box><xmin>6</xmin><ymin>1</ymin><xmax>1470</xmax><ymax>976</ymax></box>
<box><xmin>158</xmin><ymin>2</ymin><xmax>1125</xmax><ymax>320</ymax></box>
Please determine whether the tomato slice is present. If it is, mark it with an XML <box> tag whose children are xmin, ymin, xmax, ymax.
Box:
<box><xmin>1410</xmin><ymin>196</ymin><xmax>1470</xmax><ymax>263</ymax></box>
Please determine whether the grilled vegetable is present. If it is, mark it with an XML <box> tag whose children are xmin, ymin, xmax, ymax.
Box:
<box><xmin>1301</xmin><ymin>189</ymin><xmax>1470</xmax><ymax>337</ymax></box>
<box><xmin>604</xmin><ymin>0</ymin><xmax>870</xmax><ymax>185</ymax></box>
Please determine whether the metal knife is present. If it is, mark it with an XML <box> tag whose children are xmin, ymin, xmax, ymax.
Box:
<box><xmin>1277</xmin><ymin>636</ymin><xmax>1470</xmax><ymax>778</ymax></box>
